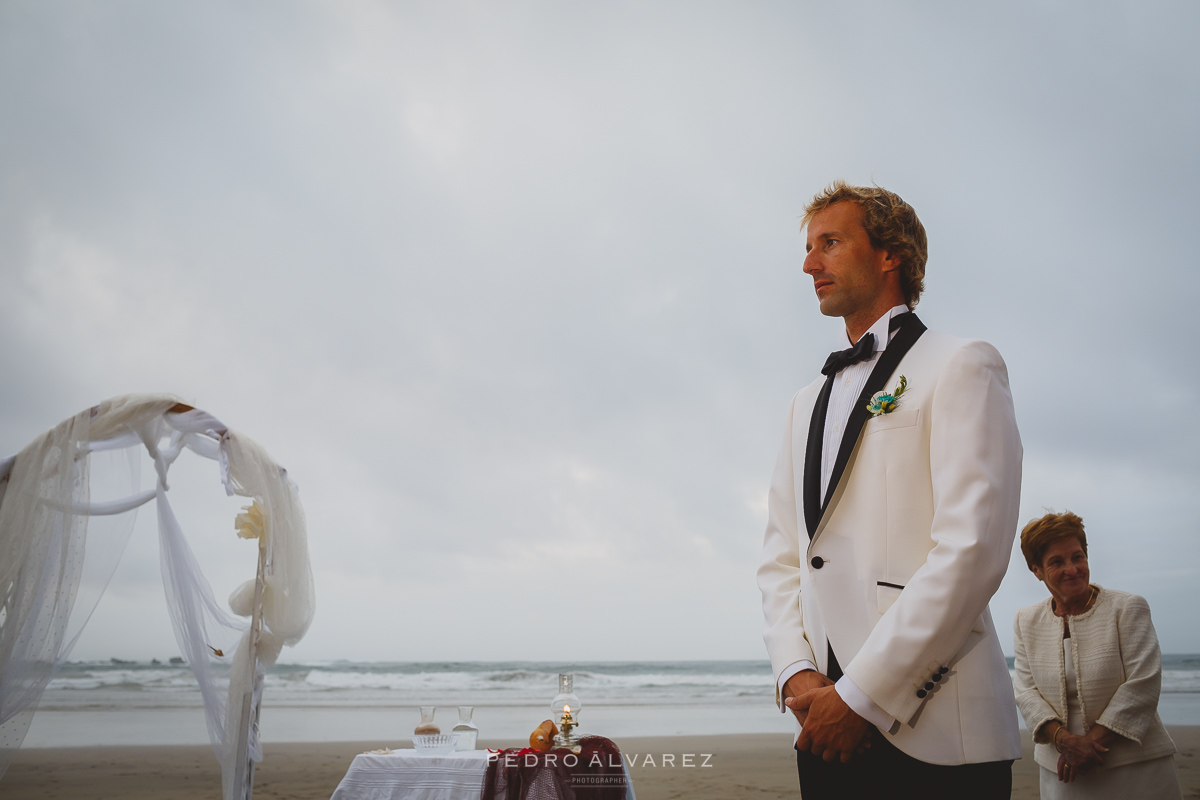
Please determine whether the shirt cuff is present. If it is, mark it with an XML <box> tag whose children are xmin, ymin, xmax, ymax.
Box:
<box><xmin>835</xmin><ymin>675</ymin><xmax>896</xmax><ymax>732</ymax></box>
<box><xmin>776</xmin><ymin>660</ymin><xmax>818</xmax><ymax>712</ymax></box>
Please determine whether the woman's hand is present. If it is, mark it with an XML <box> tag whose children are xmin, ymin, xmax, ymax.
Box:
<box><xmin>1084</xmin><ymin>724</ymin><xmax>1121</xmax><ymax>750</ymax></box>
<box><xmin>1055</xmin><ymin>728</ymin><xmax>1108</xmax><ymax>781</ymax></box>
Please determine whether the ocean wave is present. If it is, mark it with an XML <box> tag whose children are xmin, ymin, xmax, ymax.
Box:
<box><xmin>1162</xmin><ymin>672</ymin><xmax>1200</xmax><ymax>693</ymax></box>
<box><xmin>269</xmin><ymin>669</ymin><xmax>775</xmax><ymax>701</ymax></box>
<box><xmin>49</xmin><ymin>668</ymin><xmax>203</xmax><ymax>692</ymax></box>
<box><xmin>485</xmin><ymin>669</ymin><xmax>555</xmax><ymax>683</ymax></box>
<box><xmin>51</xmin><ymin>660</ymin><xmax>1200</xmax><ymax>703</ymax></box>
<box><xmin>249</xmin><ymin>663</ymin><xmax>774</xmax><ymax>696</ymax></box>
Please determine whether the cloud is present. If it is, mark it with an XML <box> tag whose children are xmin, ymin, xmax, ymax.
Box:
<box><xmin>1</xmin><ymin>1</ymin><xmax>1196</xmax><ymax>661</ymax></box>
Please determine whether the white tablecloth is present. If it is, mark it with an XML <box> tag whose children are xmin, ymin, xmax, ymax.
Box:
<box><xmin>331</xmin><ymin>750</ymin><xmax>491</xmax><ymax>800</ymax></box>
<box><xmin>329</xmin><ymin>749</ymin><xmax>635</xmax><ymax>800</ymax></box>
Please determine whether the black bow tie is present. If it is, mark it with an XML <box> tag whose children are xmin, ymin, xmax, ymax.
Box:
<box><xmin>822</xmin><ymin>333</ymin><xmax>876</xmax><ymax>376</ymax></box>
<box><xmin>821</xmin><ymin>313</ymin><xmax>911</xmax><ymax>376</ymax></box>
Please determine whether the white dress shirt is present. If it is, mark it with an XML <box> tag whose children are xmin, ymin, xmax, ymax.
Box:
<box><xmin>776</xmin><ymin>304</ymin><xmax>910</xmax><ymax>733</ymax></box>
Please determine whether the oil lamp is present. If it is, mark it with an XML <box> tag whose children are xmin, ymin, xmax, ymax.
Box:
<box><xmin>550</xmin><ymin>673</ymin><xmax>582</xmax><ymax>746</ymax></box>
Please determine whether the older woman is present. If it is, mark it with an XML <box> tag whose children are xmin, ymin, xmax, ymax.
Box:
<box><xmin>1013</xmin><ymin>511</ymin><xmax>1182</xmax><ymax>799</ymax></box>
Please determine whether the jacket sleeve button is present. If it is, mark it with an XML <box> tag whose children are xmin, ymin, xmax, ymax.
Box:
<box><xmin>810</xmin><ymin>556</ymin><xmax>825</xmax><ymax>569</ymax></box>
<box><xmin>931</xmin><ymin>673</ymin><xmax>941</xmax><ymax>682</ymax></box>
<box><xmin>916</xmin><ymin>689</ymin><xmax>927</xmax><ymax>698</ymax></box>
<box><xmin>924</xmin><ymin>682</ymin><xmax>934</xmax><ymax>691</ymax></box>
<box><xmin>939</xmin><ymin>666</ymin><xmax>948</xmax><ymax>674</ymax></box>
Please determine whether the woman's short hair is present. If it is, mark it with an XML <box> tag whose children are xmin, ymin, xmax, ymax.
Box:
<box><xmin>1019</xmin><ymin>511</ymin><xmax>1088</xmax><ymax>572</ymax></box>
<box><xmin>802</xmin><ymin>181</ymin><xmax>928</xmax><ymax>308</ymax></box>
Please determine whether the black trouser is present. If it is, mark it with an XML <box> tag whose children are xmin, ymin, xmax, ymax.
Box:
<box><xmin>795</xmin><ymin>732</ymin><xmax>1013</xmax><ymax>800</ymax></box>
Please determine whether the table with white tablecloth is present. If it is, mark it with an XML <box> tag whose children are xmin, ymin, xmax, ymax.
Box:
<box><xmin>330</xmin><ymin>749</ymin><xmax>635</xmax><ymax>800</ymax></box>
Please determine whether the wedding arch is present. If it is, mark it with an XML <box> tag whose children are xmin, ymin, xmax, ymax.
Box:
<box><xmin>0</xmin><ymin>394</ymin><xmax>315</xmax><ymax>800</ymax></box>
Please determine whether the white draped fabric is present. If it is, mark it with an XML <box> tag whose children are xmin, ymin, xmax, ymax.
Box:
<box><xmin>331</xmin><ymin>751</ymin><xmax>495</xmax><ymax>800</ymax></box>
<box><xmin>0</xmin><ymin>394</ymin><xmax>315</xmax><ymax>799</ymax></box>
<box><xmin>331</xmin><ymin>751</ymin><xmax>638</xmax><ymax>800</ymax></box>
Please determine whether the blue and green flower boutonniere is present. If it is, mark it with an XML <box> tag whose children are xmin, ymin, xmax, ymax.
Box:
<box><xmin>867</xmin><ymin>375</ymin><xmax>908</xmax><ymax>417</ymax></box>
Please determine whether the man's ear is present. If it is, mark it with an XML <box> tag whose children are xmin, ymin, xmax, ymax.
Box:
<box><xmin>879</xmin><ymin>250</ymin><xmax>903</xmax><ymax>274</ymax></box>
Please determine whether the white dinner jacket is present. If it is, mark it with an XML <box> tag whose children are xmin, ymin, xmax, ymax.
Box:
<box><xmin>757</xmin><ymin>327</ymin><xmax>1024</xmax><ymax>765</ymax></box>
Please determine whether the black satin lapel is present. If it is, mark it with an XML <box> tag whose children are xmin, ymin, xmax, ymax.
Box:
<box><xmin>803</xmin><ymin>375</ymin><xmax>836</xmax><ymax>538</ymax></box>
<box><xmin>820</xmin><ymin>313</ymin><xmax>928</xmax><ymax>514</ymax></box>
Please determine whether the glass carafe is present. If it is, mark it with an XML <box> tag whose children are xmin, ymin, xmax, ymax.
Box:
<box><xmin>414</xmin><ymin>705</ymin><xmax>440</xmax><ymax>735</ymax></box>
<box><xmin>452</xmin><ymin>706</ymin><xmax>479</xmax><ymax>750</ymax></box>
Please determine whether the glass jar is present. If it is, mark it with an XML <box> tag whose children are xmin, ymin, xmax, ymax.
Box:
<box><xmin>414</xmin><ymin>705</ymin><xmax>440</xmax><ymax>735</ymax></box>
<box><xmin>452</xmin><ymin>706</ymin><xmax>479</xmax><ymax>750</ymax></box>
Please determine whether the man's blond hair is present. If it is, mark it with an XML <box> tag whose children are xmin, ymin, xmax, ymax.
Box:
<box><xmin>802</xmin><ymin>181</ymin><xmax>928</xmax><ymax>308</ymax></box>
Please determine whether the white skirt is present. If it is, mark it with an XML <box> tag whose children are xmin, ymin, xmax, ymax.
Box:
<box><xmin>1038</xmin><ymin>755</ymin><xmax>1183</xmax><ymax>800</ymax></box>
<box><xmin>1042</xmin><ymin>640</ymin><xmax>1183</xmax><ymax>799</ymax></box>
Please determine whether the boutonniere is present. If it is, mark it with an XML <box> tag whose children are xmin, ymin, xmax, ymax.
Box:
<box><xmin>867</xmin><ymin>375</ymin><xmax>908</xmax><ymax>417</ymax></box>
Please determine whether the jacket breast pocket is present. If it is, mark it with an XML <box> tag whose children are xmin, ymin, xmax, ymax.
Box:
<box><xmin>863</xmin><ymin>408</ymin><xmax>919</xmax><ymax>436</ymax></box>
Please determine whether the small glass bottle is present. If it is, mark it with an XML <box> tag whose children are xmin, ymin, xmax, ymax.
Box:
<box><xmin>452</xmin><ymin>706</ymin><xmax>479</xmax><ymax>750</ymax></box>
<box><xmin>414</xmin><ymin>706</ymin><xmax>440</xmax><ymax>735</ymax></box>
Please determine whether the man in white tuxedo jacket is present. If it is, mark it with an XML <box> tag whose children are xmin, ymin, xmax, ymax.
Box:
<box><xmin>757</xmin><ymin>182</ymin><xmax>1022</xmax><ymax>798</ymax></box>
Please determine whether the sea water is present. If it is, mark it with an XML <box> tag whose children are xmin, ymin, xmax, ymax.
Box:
<box><xmin>23</xmin><ymin>657</ymin><xmax>1200</xmax><ymax>747</ymax></box>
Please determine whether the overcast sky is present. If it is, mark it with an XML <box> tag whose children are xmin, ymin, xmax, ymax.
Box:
<box><xmin>2</xmin><ymin>1</ymin><xmax>1197</xmax><ymax>664</ymax></box>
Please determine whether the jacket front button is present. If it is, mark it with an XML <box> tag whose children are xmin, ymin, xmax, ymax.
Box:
<box><xmin>939</xmin><ymin>666</ymin><xmax>948</xmax><ymax>674</ymax></box>
<box><xmin>810</xmin><ymin>556</ymin><xmax>825</xmax><ymax>569</ymax></box>
<box><xmin>924</xmin><ymin>682</ymin><xmax>934</xmax><ymax>691</ymax></box>
<box><xmin>916</xmin><ymin>689</ymin><xmax>927</xmax><ymax>698</ymax></box>
<box><xmin>931</xmin><ymin>674</ymin><xmax>941</xmax><ymax>682</ymax></box>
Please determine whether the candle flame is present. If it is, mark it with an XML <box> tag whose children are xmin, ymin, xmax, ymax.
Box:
<box><xmin>564</xmin><ymin>704</ymin><xmax>571</xmax><ymax>713</ymax></box>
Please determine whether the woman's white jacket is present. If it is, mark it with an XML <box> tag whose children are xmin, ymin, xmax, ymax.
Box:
<box><xmin>1013</xmin><ymin>586</ymin><xmax>1177</xmax><ymax>771</ymax></box>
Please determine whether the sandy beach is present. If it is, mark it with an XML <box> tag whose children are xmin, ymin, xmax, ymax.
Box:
<box><xmin>4</xmin><ymin>728</ymin><xmax>1197</xmax><ymax>799</ymax></box>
